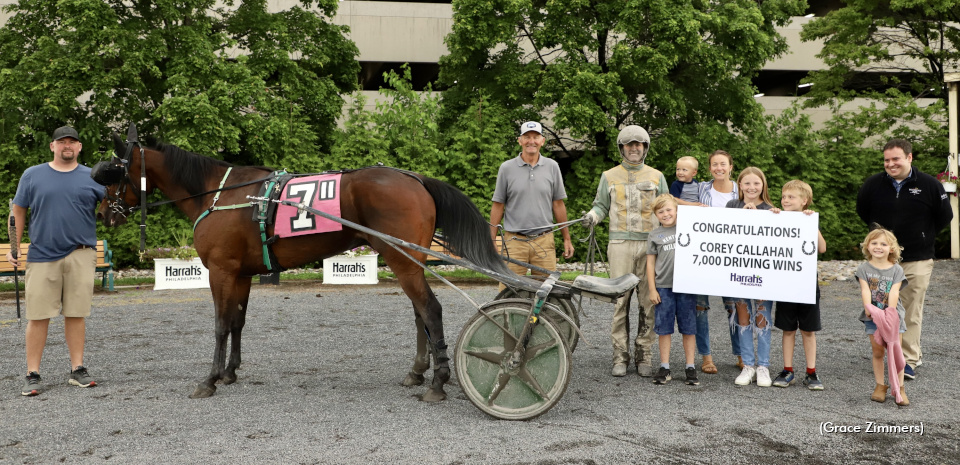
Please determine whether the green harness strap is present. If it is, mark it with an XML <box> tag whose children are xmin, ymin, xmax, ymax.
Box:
<box><xmin>192</xmin><ymin>168</ymin><xmax>287</xmax><ymax>272</ymax></box>
<box><xmin>256</xmin><ymin>171</ymin><xmax>287</xmax><ymax>271</ymax></box>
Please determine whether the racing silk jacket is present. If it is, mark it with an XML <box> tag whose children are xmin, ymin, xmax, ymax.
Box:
<box><xmin>587</xmin><ymin>162</ymin><xmax>669</xmax><ymax>241</ymax></box>
<box><xmin>856</xmin><ymin>167</ymin><xmax>953</xmax><ymax>262</ymax></box>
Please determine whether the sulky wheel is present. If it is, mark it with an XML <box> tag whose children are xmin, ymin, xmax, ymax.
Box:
<box><xmin>494</xmin><ymin>287</ymin><xmax>580</xmax><ymax>352</ymax></box>
<box><xmin>455</xmin><ymin>299</ymin><xmax>572</xmax><ymax>421</ymax></box>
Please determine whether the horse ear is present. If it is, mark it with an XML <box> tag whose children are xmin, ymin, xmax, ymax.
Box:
<box><xmin>112</xmin><ymin>132</ymin><xmax>124</xmax><ymax>157</ymax></box>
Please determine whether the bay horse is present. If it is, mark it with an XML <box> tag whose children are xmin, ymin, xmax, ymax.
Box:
<box><xmin>95</xmin><ymin>131</ymin><xmax>512</xmax><ymax>402</ymax></box>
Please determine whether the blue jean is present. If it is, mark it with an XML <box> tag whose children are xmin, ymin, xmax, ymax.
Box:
<box><xmin>695</xmin><ymin>295</ymin><xmax>711</xmax><ymax>355</ymax></box>
<box><xmin>654</xmin><ymin>288</ymin><xmax>697</xmax><ymax>336</ymax></box>
<box><xmin>714</xmin><ymin>296</ymin><xmax>743</xmax><ymax>357</ymax></box>
<box><xmin>724</xmin><ymin>297</ymin><xmax>773</xmax><ymax>367</ymax></box>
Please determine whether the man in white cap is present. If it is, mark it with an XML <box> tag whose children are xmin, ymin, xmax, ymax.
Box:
<box><xmin>583</xmin><ymin>125</ymin><xmax>669</xmax><ymax>377</ymax></box>
<box><xmin>490</xmin><ymin>121</ymin><xmax>574</xmax><ymax>286</ymax></box>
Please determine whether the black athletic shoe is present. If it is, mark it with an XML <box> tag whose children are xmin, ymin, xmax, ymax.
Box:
<box><xmin>685</xmin><ymin>367</ymin><xmax>700</xmax><ymax>386</ymax></box>
<box><xmin>69</xmin><ymin>366</ymin><xmax>96</xmax><ymax>388</ymax></box>
<box><xmin>22</xmin><ymin>372</ymin><xmax>41</xmax><ymax>396</ymax></box>
<box><xmin>653</xmin><ymin>367</ymin><xmax>671</xmax><ymax>385</ymax></box>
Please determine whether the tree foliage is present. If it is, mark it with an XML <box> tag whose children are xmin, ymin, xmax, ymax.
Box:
<box><xmin>439</xmin><ymin>0</ymin><xmax>805</xmax><ymax>257</ymax></box>
<box><xmin>0</xmin><ymin>0</ymin><xmax>358</xmax><ymax>265</ymax></box>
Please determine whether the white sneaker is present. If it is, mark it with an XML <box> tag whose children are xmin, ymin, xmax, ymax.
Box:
<box><xmin>756</xmin><ymin>366</ymin><xmax>772</xmax><ymax>387</ymax></box>
<box><xmin>735</xmin><ymin>366</ymin><xmax>756</xmax><ymax>386</ymax></box>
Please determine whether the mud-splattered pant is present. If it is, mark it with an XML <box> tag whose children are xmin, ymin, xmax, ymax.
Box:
<box><xmin>609</xmin><ymin>239</ymin><xmax>654</xmax><ymax>366</ymax></box>
<box><xmin>722</xmin><ymin>297</ymin><xmax>773</xmax><ymax>367</ymax></box>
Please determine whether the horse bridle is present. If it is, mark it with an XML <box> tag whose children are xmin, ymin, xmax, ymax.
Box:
<box><xmin>91</xmin><ymin>123</ymin><xmax>150</xmax><ymax>253</ymax></box>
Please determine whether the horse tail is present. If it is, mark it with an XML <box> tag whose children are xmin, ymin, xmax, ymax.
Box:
<box><xmin>419</xmin><ymin>176</ymin><xmax>515</xmax><ymax>277</ymax></box>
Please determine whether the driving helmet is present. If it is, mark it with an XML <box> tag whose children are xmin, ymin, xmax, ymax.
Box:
<box><xmin>617</xmin><ymin>125</ymin><xmax>650</xmax><ymax>165</ymax></box>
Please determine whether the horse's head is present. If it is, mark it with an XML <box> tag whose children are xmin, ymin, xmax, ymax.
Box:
<box><xmin>94</xmin><ymin>131</ymin><xmax>148</xmax><ymax>227</ymax></box>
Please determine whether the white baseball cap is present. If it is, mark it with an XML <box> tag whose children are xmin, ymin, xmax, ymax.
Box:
<box><xmin>519</xmin><ymin>121</ymin><xmax>543</xmax><ymax>135</ymax></box>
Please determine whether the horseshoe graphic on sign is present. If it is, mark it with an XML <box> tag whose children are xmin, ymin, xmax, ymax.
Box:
<box><xmin>802</xmin><ymin>241</ymin><xmax>817</xmax><ymax>255</ymax></box>
<box><xmin>677</xmin><ymin>233</ymin><xmax>691</xmax><ymax>247</ymax></box>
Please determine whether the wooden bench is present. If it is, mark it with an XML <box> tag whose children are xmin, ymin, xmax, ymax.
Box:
<box><xmin>0</xmin><ymin>239</ymin><xmax>115</xmax><ymax>291</ymax></box>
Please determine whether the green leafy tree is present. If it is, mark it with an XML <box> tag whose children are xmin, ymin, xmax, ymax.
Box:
<box><xmin>439</xmin><ymin>0</ymin><xmax>805</xmax><ymax>259</ymax></box>
<box><xmin>799</xmin><ymin>0</ymin><xmax>952</xmax><ymax>172</ymax></box>
<box><xmin>0</xmin><ymin>0</ymin><xmax>358</xmax><ymax>266</ymax></box>
<box><xmin>794</xmin><ymin>0</ymin><xmax>957</xmax><ymax>256</ymax></box>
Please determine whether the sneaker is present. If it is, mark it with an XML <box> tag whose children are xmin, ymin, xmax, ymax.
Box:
<box><xmin>653</xmin><ymin>367</ymin><xmax>671</xmax><ymax>385</ymax></box>
<box><xmin>803</xmin><ymin>372</ymin><xmax>824</xmax><ymax>391</ymax></box>
<box><xmin>734</xmin><ymin>366</ymin><xmax>756</xmax><ymax>386</ymax></box>
<box><xmin>637</xmin><ymin>363</ymin><xmax>655</xmax><ymax>378</ymax></box>
<box><xmin>69</xmin><ymin>366</ymin><xmax>97</xmax><ymax>388</ymax></box>
<box><xmin>904</xmin><ymin>364</ymin><xmax>916</xmax><ymax>380</ymax></box>
<box><xmin>22</xmin><ymin>372</ymin><xmax>41</xmax><ymax>396</ymax></box>
<box><xmin>772</xmin><ymin>370</ymin><xmax>795</xmax><ymax>388</ymax></box>
<box><xmin>685</xmin><ymin>367</ymin><xmax>700</xmax><ymax>386</ymax></box>
<box><xmin>611</xmin><ymin>363</ymin><xmax>627</xmax><ymax>377</ymax></box>
<box><xmin>756</xmin><ymin>366</ymin><xmax>772</xmax><ymax>387</ymax></box>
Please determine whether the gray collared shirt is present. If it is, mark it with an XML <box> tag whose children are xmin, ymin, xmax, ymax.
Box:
<box><xmin>492</xmin><ymin>153</ymin><xmax>567</xmax><ymax>236</ymax></box>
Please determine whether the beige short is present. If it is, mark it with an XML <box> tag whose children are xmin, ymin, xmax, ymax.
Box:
<box><xmin>24</xmin><ymin>248</ymin><xmax>96</xmax><ymax>320</ymax></box>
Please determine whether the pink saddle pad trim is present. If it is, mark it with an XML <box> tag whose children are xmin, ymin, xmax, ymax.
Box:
<box><xmin>275</xmin><ymin>174</ymin><xmax>343</xmax><ymax>238</ymax></box>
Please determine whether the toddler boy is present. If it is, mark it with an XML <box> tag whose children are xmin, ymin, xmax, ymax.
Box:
<box><xmin>670</xmin><ymin>156</ymin><xmax>704</xmax><ymax>206</ymax></box>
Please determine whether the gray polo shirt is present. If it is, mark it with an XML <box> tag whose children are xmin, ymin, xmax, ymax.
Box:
<box><xmin>646</xmin><ymin>225</ymin><xmax>677</xmax><ymax>288</ymax></box>
<box><xmin>492</xmin><ymin>154</ymin><xmax>567</xmax><ymax>235</ymax></box>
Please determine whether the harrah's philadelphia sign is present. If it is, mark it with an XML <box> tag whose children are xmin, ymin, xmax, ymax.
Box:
<box><xmin>153</xmin><ymin>258</ymin><xmax>211</xmax><ymax>290</ymax></box>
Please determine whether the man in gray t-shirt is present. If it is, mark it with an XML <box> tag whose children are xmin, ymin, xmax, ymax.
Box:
<box><xmin>490</xmin><ymin>121</ymin><xmax>573</xmax><ymax>286</ymax></box>
<box><xmin>8</xmin><ymin>126</ymin><xmax>105</xmax><ymax>396</ymax></box>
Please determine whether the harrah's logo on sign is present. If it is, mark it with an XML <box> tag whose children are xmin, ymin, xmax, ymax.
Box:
<box><xmin>165</xmin><ymin>265</ymin><xmax>204</xmax><ymax>278</ymax></box>
<box><xmin>332</xmin><ymin>261</ymin><xmax>366</xmax><ymax>274</ymax></box>
<box><xmin>730</xmin><ymin>272</ymin><xmax>763</xmax><ymax>287</ymax></box>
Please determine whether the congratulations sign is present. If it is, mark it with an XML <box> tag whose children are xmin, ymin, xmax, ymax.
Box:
<box><xmin>673</xmin><ymin>206</ymin><xmax>819</xmax><ymax>304</ymax></box>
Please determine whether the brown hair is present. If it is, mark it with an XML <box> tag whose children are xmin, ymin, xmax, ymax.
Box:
<box><xmin>708</xmin><ymin>150</ymin><xmax>732</xmax><ymax>167</ymax></box>
<box><xmin>861</xmin><ymin>228</ymin><xmax>902</xmax><ymax>264</ymax></box>
<box><xmin>781</xmin><ymin>180</ymin><xmax>813</xmax><ymax>209</ymax></box>
<box><xmin>736</xmin><ymin>166</ymin><xmax>772</xmax><ymax>206</ymax></box>
<box><xmin>882</xmin><ymin>138</ymin><xmax>912</xmax><ymax>156</ymax></box>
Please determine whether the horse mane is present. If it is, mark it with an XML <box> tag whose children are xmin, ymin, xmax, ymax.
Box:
<box><xmin>146</xmin><ymin>141</ymin><xmax>271</xmax><ymax>196</ymax></box>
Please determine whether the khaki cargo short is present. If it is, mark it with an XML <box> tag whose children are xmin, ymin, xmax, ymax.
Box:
<box><xmin>24</xmin><ymin>248</ymin><xmax>96</xmax><ymax>320</ymax></box>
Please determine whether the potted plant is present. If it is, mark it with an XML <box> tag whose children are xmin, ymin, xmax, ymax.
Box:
<box><xmin>147</xmin><ymin>230</ymin><xmax>210</xmax><ymax>290</ymax></box>
<box><xmin>323</xmin><ymin>246</ymin><xmax>379</xmax><ymax>285</ymax></box>
<box><xmin>937</xmin><ymin>171</ymin><xmax>958</xmax><ymax>193</ymax></box>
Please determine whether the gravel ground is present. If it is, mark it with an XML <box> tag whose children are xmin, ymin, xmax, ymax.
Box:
<box><xmin>0</xmin><ymin>261</ymin><xmax>957</xmax><ymax>464</ymax></box>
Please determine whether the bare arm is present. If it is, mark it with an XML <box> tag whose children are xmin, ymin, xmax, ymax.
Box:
<box><xmin>489</xmin><ymin>201</ymin><xmax>504</xmax><ymax>243</ymax></box>
<box><xmin>816</xmin><ymin>229</ymin><xmax>826</xmax><ymax>254</ymax></box>
<box><xmin>552</xmin><ymin>199</ymin><xmax>574</xmax><ymax>259</ymax></box>
<box><xmin>858</xmin><ymin>278</ymin><xmax>873</xmax><ymax>317</ymax></box>
<box><xmin>646</xmin><ymin>254</ymin><xmax>660</xmax><ymax>305</ymax></box>
<box><xmin>887</xmin><ymin>282</ymin><xmax>902</xmax><ymax>311</ymax></box>
<box><xmin>674</xmin><ymin>198</ymin><xmax>705</xmax><ymax>207</ymax></box>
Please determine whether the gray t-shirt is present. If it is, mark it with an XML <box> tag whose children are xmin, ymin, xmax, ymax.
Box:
<box><xmin>13</xmin><ymin>163</ymin><xmax>105</xmax><ymax>262</ymax></box>
<box><xmin>492</xmin><ymin>154</ymin><xmax>567</xmax><ymax>235</ymax></box>
<box><xmin>854</xmin><ymin>262</ymin><xmax>908</xmax><ymax>331</ymax></box>
<box><xmin>646</xmin><ymin>225</ymin><xmax>677</xmax><ymax>288</ymax></box>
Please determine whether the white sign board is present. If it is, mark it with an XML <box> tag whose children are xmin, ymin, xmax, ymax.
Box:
<box><xmin>673</xmin><ymin>206</ymin><xmax>819</xmax><ymax>304</ymax></box>
<box><xmin>154</xmin><ymin>258</ymin><xmax>211</xmax><ymax>290</ymax></box>
<box><xmin>323</xmin><ymin>255</ymin><xmax>379</xmax><ymax>285</ymax></box>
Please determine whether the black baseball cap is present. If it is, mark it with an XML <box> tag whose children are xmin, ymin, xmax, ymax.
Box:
<box><xmin>52</xmin><ymin>126</ymin><xmax>80</xmax><ymax>141</ymax></box>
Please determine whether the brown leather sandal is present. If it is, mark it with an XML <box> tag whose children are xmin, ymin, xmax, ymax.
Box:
<box><xmin>700</xmin><ymin>355</ymin><xmax>718</xmax><ymax>374</ymax></box>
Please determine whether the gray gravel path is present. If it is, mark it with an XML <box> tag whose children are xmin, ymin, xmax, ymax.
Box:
<box><xmin>1</xmin><ymin>261</ymin><xmax>959</xmax><ymax>464</ymax></box>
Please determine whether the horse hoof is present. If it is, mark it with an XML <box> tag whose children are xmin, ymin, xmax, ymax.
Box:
<box><xmin>222</xmin><ymin>373</ymin><xmax>237</xmax><ymax>385</ymax></box>
<box><xmin>420</xmin><ymin>388</ymin><xmax>446</xmax><ymax>402</ymax></box>
<box><xmin>189</xmin><ymin>384</ymin><xmax>216</xmax><ymax>399</ymax></box>
<box><xmin>402</xmin><ymin>373</ymin><xmax>425</xmax><ymax>387</ymax></box>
